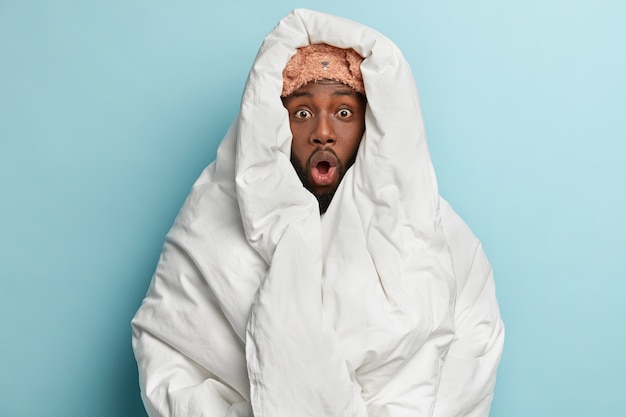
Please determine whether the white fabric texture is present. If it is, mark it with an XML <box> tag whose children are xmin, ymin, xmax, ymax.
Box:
<box><xmin>131</xmin><ymin>8</ymin><xmax>504</xmax><ymax>417</ymax></box>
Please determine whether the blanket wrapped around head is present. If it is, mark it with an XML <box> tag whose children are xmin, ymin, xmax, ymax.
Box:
<box><xmin>132</xmin><ymin>8</ymin><xmax>504</xmax><ymax>417</ymax></box>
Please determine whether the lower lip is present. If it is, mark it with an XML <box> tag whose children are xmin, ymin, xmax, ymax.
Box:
<box><xmin>311</xmin><ymin>166</ymin><xmax>337</xmax><ymax>186</ymax></box>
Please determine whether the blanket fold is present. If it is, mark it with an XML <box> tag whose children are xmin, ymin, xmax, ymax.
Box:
<box><xmin>132</xmin><ymin>8</ymin><xmax>504</xmax><ymax>417</ymax></box>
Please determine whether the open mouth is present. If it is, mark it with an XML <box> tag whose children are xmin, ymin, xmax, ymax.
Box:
<box><xmin>309</xmin><ymin>150</ymin><xmax>338</xmax><ymax>187</ymax></box>
<box><xmin>316</xmin><ymin>161</ymin><xmax>331</xmax><ymax>174</ymax></box>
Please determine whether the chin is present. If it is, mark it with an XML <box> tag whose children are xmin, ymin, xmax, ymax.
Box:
<box><xmin>309</xmin><ymin>182</ymin><xmax>339</xmax><ymax>197</ymax></box>
<box><xmin>314</xmin><ymin>190</ymin><xmax>336</xmax><ymax>214</ymax></box>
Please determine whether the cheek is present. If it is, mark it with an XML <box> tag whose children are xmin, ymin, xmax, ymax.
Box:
<box><xmin>290</xmin><ymin>128</ymin><xmax>310</xmax><ymax>160</ymax></box>
<box><xmin>289</xmin><ymin>123</ymin><xmax>309</xmax><ymax>146</ymax></box>
<box><xmin>344</xmin><ymin>125</ymin><xmax>364</xmax><ymax>155</ymax></box>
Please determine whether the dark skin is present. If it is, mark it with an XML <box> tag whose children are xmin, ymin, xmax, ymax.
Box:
<box><xmin>283</xmin><ymin>80</ymin><xmax>367</xmax><ymax>213</ymax></box>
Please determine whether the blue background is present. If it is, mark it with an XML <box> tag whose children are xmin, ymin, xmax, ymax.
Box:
<box><xmin>1</xmin><ymin>1</ymin><xmax>624</xmax><ymax>416</ymax></box>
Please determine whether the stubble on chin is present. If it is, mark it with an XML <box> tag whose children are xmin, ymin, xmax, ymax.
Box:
<box><xmin>290</xmin><ymin>150</ymin><xmax>356</xmax><ymax>214</ymax></box>
<box><xmin>290</xmin><ymin>152</ymin><xmax>339</xmax><ymax>214</ymax></box>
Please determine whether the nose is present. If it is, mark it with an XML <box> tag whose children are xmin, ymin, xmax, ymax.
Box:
<box><xmin>310</xmin><ymin>114</ymin><xmax>335</xmax><ymax>146</ymax></box>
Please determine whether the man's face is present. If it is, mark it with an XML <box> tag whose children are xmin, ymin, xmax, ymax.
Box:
<box><xmin>283</xmin><ymin>81</ymin><xmax>366</xmax><ymax>213</ymax></box>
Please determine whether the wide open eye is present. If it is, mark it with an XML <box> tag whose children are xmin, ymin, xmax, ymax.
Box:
<box><xmin>336</xmin><ymin>108</ymin><xmax>353</xmax><ymax>119</ymax></box>
<box><xmin>294</xmin><ymin>109</ymin><xmax>312</xmax><ymax>119</ymax></box>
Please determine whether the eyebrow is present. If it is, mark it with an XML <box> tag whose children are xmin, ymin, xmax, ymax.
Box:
<box><xmin>333</xmin><ymin>89</ymin><xmax>356</xmax><ymax>97</ymax></box>
<box><xmin>290</xmin><ymin>91</ymin><xmax>312</xmax><ymax>98</ymax></box>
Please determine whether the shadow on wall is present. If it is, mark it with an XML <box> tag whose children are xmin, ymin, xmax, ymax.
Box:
<box><xmin>110</xmin><ymin>227</ymin><xmax>171</xmax><ymax>417</ymax></box>
<box><xmin>106</xmin><ymin>335</ymin><xmax>149</xmax><ymax>417</ymax></box>
<box><xmin>64</xmin><ymin>289</ymin><xmax>151</xmax><ymax>417</ymax></box>
<box><xmin>116</xmin><ymin>346</ymin><xmax>150</xmax><ymax>417</ymax></box>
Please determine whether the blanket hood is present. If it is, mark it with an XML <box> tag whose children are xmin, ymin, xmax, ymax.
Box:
<box><xmin>235</xmin><ymin>9</ymin><xmax>446</xmax><ymax>267</ymax></box>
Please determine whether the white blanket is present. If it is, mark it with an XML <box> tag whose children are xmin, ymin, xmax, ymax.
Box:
<box><xmin>132</xmin><ymin>8</ymin><xmax>504</xmax><ymax>417</ymax></box>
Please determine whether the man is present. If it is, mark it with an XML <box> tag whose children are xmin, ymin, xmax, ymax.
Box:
<box><xmin>132</xmin><ymin>9</ymin><xmax>504</xmax><ymax>417</ymax></box>
<box><xmin>282</xmin><ymin>43</ymin><xmax>367</xmax><ymax>214</ymax></box>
